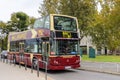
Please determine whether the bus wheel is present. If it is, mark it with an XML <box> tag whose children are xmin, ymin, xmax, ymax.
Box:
<box><xmin>32</xmin><ymin>58</ymin><xmax>38</xmax><ymax>70</ymax></box>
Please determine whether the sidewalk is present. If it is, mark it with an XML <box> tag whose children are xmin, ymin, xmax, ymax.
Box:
<box><xmin>0</xmin><ymin>61</ymin><xmax>54</xmax><ymax>80</ymax></box>
<box><xmin>79</xmin><ymin>61</ymin><xmax>120</xmax><ymax>75</ymax></box>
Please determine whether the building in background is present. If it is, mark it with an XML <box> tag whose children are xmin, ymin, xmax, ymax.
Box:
<box><xmin>80</xmin><ymin>36</ymin><xmax>107</xmax><ymax>55</ymax></box>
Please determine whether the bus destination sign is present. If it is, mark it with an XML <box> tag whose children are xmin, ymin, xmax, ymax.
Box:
<box><xmin>55</xmin><ymin>31</ymin><xmax>78</xmax><ymax>38</ymax></box>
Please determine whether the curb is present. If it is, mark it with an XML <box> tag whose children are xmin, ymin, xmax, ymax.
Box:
<box><xmin>79</xmin><ymin>68</ymin><xmax>120</xmax><ymax>75</ymax></box>
<box><xmin>80</xmin><ymin>61</ymin><xmax>120</xmax><ymax>75</ymax></box>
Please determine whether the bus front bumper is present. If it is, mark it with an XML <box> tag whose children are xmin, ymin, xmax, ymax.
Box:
<box><xmin>48</xmin><ymin>64</ymin><xmax>80</xmax><ymax>70</ymax></box>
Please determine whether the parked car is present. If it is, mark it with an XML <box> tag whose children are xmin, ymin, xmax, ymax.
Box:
<box><xmin>1</xmin><ymin>50</ymin><xmax>8</xmax><ymax>59</ymax></box>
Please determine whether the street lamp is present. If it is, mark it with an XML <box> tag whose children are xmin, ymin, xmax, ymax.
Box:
<box><xmin>0</xmin><ymin>28</ymin><xmax>7</xmax><ymax>52</ymax></box>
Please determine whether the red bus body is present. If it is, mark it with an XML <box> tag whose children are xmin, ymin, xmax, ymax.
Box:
<box><xmin>8</xmin><ymin>14</ymin><xmax>81</xmax><ymax>70</ymax></box>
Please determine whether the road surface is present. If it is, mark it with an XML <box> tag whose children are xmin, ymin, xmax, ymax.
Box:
<box><xmin>47</xmin><ymin>69</ymin><xmax>120</xmax><ymax>80</ymax></box>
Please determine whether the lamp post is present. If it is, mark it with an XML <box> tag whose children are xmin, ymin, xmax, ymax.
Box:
<box><xmin>0</xmin><ymin>28</ymin><xmax>7</xmax><ymax>52</ymax></box>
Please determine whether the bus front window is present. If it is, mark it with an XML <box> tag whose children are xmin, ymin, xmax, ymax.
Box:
<box><xmin>56</xmin><ymin>40</ymin><xmax>79</xmax><ymax>55</ymax></box>
<box><xmin>54</xmin><ymin>16</ymin><xmax>77</xmax><ymax>31</ymax></box>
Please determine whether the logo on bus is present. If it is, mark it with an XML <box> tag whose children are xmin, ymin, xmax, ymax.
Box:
<box><xmin>38</xmin><ymin>30</ymin><xmax>44</xmax><ymax>36</ymax></box>
<box><xmin>62</xmin><ymin>31</ymin><xmax>71</xmax><ymax>38</ymax></box>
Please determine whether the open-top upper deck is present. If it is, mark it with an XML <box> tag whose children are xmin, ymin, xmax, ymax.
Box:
<box><xmin>8</xmin><ymin>28</ymin><xmax>50</xmax><ymax>41</ymax></box>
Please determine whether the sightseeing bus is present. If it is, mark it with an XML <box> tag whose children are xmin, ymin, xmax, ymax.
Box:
<box><xmin>8</xmin><ymin>14</ymin><xmax>81</xmax><ymax>70</ymax></box>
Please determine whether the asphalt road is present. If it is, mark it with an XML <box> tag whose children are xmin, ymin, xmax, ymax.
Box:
<box><xmin>47</xmin><ymin>69</ymin><xmax>120</xmax><ymax>80</ymax></box>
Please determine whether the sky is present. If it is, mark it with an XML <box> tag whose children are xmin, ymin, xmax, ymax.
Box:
<box><xmin>0</xmin><ymin>0</ymin><xmax>43</xmax><ymax>22</ymax></box>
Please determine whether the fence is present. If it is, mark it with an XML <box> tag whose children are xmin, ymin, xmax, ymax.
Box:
<box><xmin>80</xmin><ymin>61</ymin><xmax>120</xmax><ymax>74</ymax></box>
<box><xmin>0</xmin><ymin>54</ymin><xmax>48</xmax><ymax>80</ymax></box>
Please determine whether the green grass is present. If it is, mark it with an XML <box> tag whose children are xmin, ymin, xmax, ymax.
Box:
<box><xmin>81</xmin><ymin>55</ymin><xmax>120</xmax><ymax>62</ymax></box>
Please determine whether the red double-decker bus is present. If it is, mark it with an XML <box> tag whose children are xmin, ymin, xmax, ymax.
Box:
<box><xmin>8</xmin><ymin>14</ymin><xmax>81</xmax><ymax>70</ymax></box>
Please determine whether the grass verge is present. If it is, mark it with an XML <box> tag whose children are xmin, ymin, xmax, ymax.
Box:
<box><xmin>81</xmin><ymin>55</ymin><xmax>120</xmax><ymax>62</ymax></box>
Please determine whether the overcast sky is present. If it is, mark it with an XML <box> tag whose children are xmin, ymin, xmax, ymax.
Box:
<box><xmin>0</xmin><ymin>0</ymin><xmax>43</xmax><ymax>22</ymax></box>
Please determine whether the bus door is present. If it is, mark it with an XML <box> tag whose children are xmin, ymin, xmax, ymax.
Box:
<box><xmin>42</xmin><ymin>41</ymin><xmax>49</xmax><ymax>62</ymax></box>
<box><xmin>19</xmin><ymin>42</ymin><xmax>24</xmax><ymax>63</ymax></box>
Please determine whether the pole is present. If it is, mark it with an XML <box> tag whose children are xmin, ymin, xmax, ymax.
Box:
<box><xmin>117</xmin><ymin>63</ymin><xmax>119</xmax><ymax>72</ymax></box>
<box><xmin>31</xmin><ymin>60</ymin><xmax>33</xmax><ymax>73</ymax></box>
<box><xmin>14</xmin><ymin>56</ymin><xmax>16</xmax><ymax>66</ymax></box>
<box><xmin>19</xmin><ymin>56</ymin><xmax>21</xmax><ymax>68</ymax></box>
<box><xmin>25</xmin><ymin>57</ymin><xmax>27</xmax><ymax>70</ymax></box>
<box><xmin>45</xmin><ymin>62</ymin><xmax>47</xmax><ymax>80</ymax></box>
<box><xmin>37</xmin><ymin>60</ymin><xmax>39</xmax><ymax>77</ymax></box>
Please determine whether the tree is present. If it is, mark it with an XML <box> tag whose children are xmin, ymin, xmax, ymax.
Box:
<box><xmin>90</xmin><ymin>0</ymin><xmax>120</xmax><ymax>54</ymax></box>
<box><xmin>0</xmin><ymin>21</ymin><xmax>8</xmax><ymax>33</ymax></box>
<box><xmin>39</xmin><ymin>0</ymin><xmax>59</xmax><ymax>15</ymax></box>
<box><xmin>0</xmin><ymin>21</ymin><xmax>7</xmax><ymax>50</ymax></box>
<box><xmin>89</xmin><ymin>0</ymin><xmax>110</xmax><ymax>49</ymax></box>
<box><xmin>10</xmin><ymin>12</ymin><xmax>30</xmax><ymax>31</ymax></box>
<box><xmin>6</xmin><ymin>13</ymin><xmax>36</xmax><ymax>32</ymax></box>
<box><xmin>29</xmin><ymin>17</ymin><xmax>36</xmax><ymax>29</ymax></box>
<box><xmin>107</xmin><ymin>0</ymin><xmax>120</xmax><ymax>53</ymax></box>
<box><xmin>0</xmin><ymin>21</ymin><xmax>6</xmax><ymax>29</ymax></box>
<box><xmin>88</xmin><ymin>0</ymin><xmax>114</xmax><ymax>54</ymax></box>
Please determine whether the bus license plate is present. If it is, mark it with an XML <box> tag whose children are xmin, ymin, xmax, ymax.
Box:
<box><xmin>65</xmin><ymin>66</ymin><xmax>71</xmax><ymax>69</ymax></box>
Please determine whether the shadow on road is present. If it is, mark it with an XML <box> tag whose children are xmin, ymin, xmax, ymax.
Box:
<box><xmin>47</xmin><ymin>69</ymin><xmax>78</xmax><ymax>74</ymax></box>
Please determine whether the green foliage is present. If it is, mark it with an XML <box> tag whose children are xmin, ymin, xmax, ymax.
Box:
<box><xmin>10</xmin><ymin>12</ymin><xmax>30</xmax><ymax>31</ymax></box>
<box><xmin>0</xmin><ymin>21</ymin><xmax>8</xmax><ymax>33</ymax></box>
<box><xmin>0</xmin><ymin>21</ymin><xmax>7</xmax><ymax>50</ymax></box>
<box><xmin>87</xmin><ymin>0</ymin><xmax>120</xmax><ymax>54</ymax></box>
<box><xmin>29</xmin><ymin>17</ymin><xmax>36</xmax><ymax>25</ymax></box>
<box><xmin>107</xmin><ymin>0</ymin><xmax>120</xmax><ymax>51</ymax></box>
<box><xmin>5</xmin><ymin>12</ymin><xmax>36</xmax><ymax>32</ymax></box>
<box><xmin>0</xmin><ymin>21</ymin><xmax>6</xmax><ymax>29</ymax></box>
<box><xmin>38</xmin><ymin>0</ymin><xmax>59</xmax><ymax>15</ymax></box>
<box><xmin>29</xmin><ymin>17</ymin><xmax>36</xmax><ymax>28</ymax></box>
<box><xmin>90</xmin><ymin>0</ymin><xmax>120</xmax><ymax>52</ymax></box>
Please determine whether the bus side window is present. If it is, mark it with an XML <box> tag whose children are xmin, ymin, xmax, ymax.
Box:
<box><xmin>44</xmin><ymin>16</ymin><xmax>50</xmax><ymax>29</ymax></box>
<box><xmin>33</xmin><ymin>17</ymin><xmax>45</xmax><ymax>29</ymax></box>
<box><xmin>46</xmin><ymin>43</ymin><xmax>49</xmax><ymax>53</ymax></box>
<box><xmin>39</xmin><ymin>43</ymin><xmax>42</xmax><ymax>54</ymax></box>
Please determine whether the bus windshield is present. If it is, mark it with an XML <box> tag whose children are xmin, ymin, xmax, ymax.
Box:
<box><xmin>56</xmin><ymin>40</ymin><xmax>79</xmax><ymax>55</ymax></box>
<box><xmin>54</xmin><ymin>16</ymin><xmax>77</xmax><ymax>31</ymax></box>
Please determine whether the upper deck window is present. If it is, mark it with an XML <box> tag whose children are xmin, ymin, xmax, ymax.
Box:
<box><xmin>54</xmin><ymin>16</ymin><xmax>77</xmax><ymax>31</ymax></box>
<box><xmin>33</xmin><ymin>16</ymin><xmax>50</xmax><ymax>29</ymax></box>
